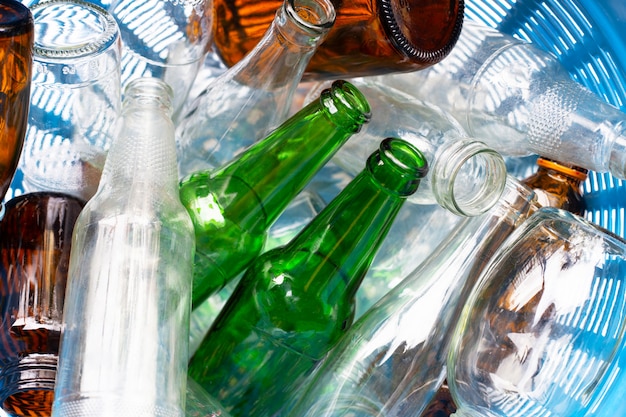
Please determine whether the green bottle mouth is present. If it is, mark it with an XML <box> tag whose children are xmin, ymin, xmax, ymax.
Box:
<box><xmin>322</xmin><ymin>80</ymin><xmax>372</xmax><ymax>128</ymax></box>
<box><xmin>368</xmin><ymin>137</ymin><xmax>429</xmax><ymax>196</ymax></box>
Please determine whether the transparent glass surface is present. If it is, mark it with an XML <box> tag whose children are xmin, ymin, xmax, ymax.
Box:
<box><xmin>288</xmin><ymin>177</ymin><xmax>538</xmax><ymax>417</ymax></box>
<box><xmin>18</xmin><ymin>0</ymin><xmax>121</xmax><ymax>202</ymax></box>
<box><xmin>370</xmin><ymin>19</ymin><xmax>626</xmax><ymax>181</ymax></box>
<box><xmin>176</xmin><ymin>0</ymin><xmax>335</xmax><ymax>177</ymax></box>
<box><xmin>52</xmin><ymin>79</ymin><xmax>195</xmax><ymax>417</ymax></box>
<box><xmin>304</xmin><ymin>79</ymin><xmax>507</xmax><ymax>216</ymax></box>
<box><xmin>448</xmin><ymin>207</ymin><xmax>626</xmax><ymax>417</ymax></box>
<box><xmin>108</xmin><ymin>0</ymin><xmax>212</xmax><ymax>117</ymax></box>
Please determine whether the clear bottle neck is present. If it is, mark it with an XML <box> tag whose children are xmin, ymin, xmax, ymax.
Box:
<box><xmin>99</xmin><ymin>78</ymin><xmax>178</xmax><ymax>193</ymax></box>
<box><xmin>231</xmin><ymin>0</ymin><xmax>335</xmax><ymax>89</ymax></box>
<box><xmin>122</xmin><ymin>77</ymin><xmax>174</xmax><ymax>116</ymax></box>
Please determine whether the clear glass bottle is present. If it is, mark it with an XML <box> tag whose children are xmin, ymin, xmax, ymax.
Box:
<box><xmin>51</xmin><ymin>78</ymin><xmax>196</xmax><ymax>417</ymax></box>
<box><xmin>418</xmin><ymin>156</ymin><xmax>589</xmax><ymax>417</ymax></box>
<box><xmin>447</xmin><ymin>207</ymin><xmax>626</xmax><ymax>417</ymax></box>
<box><xmin>108</xmin><ymin>0</ymin><xmax>212</xmax><ymax>117</ymax></box>
<box><xmin>370</xmin><ymin>19</ymin><xmax>626</xmax><ymax>180</ymax></box>
<box><xmin>209</xmin><ymin>0</ymin><xmax>464</xmax><ymax>79</ymax></box>
<box><xmin>176</xmin><ymin>0</ymin><xmax>336</xmax><ymax>177</ymax></box>
<box><xmin>188</xmin><ymin>137</ymin><xmax>428</xmax><ymax>417</ymax></box>
<box><xmin>0</xmin><ymin>0</ymin><xmax>33</xmax><ymax>211</ymax></box>
<box><xmin>0</xmin><ymin>191</ymin><xmax>84</xmax><ymax>417</ymax></box>
<box><xmin>309</xmin><ymin>78</ymin><xmax>508</xmax><ymax>216</ymax></box>
<box><xmin>179</xmin><ymin>80</ymin><xmax>371</xmax><ymax>309</ymax></box>
<box><xmin>287</xmin><ymin>176</ymin><xmax>539</xmax><ymax>417</ymax></box>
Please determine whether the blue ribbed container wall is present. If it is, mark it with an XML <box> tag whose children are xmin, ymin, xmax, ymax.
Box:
<box><xmin>464</xmin><ymin>0</ymin><xmax>626</xmax><ymax>237</ymax></box>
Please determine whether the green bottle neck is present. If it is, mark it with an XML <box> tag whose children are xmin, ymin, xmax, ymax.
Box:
<box><xmin>212</xmin><ymin>80</ymin><xmax>371</xmax><ymax>233</ymax></box>
<box><xmin>289</xmin><ymin>138</ymin><xmax>427</xmax><ymax>298</ymax></box>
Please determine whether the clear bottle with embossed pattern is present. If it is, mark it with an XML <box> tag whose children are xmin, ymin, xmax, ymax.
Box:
<box><xmin>371</xmin><ymin>20</ymin><xmax>626</xmax><ymax>180</ymax></box>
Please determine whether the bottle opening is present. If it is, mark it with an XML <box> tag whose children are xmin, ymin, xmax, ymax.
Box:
<box><xmin>287</xmin><ymin>0</ymin><xmax>336</xmax><ymax>32</ymax></box>
<box><xmin>325</xmin><ymin>80</ymin><xmax>372</xmax><ymax>127</ymax></box>
<box><xmin>378</xmin><ymin>0</ymin><xmax>464</xmax><ymax>62</ymax></box>
<box><xmin>432</xmin><ymin>140</ymin><xmax>507</xmax><ymax>217</ymax></box>
<box><xmin>31</xmin><ymin>0</ymin><xmax>118</xmax><ymax>60</ymax></box>
<box><xmin>380</xmin><ymin>137</ymin><xmax>428</xmax><ymax>177</ymax></box>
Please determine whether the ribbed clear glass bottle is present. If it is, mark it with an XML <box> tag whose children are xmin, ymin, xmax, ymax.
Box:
<box><xmin>51</xmin><ymin>78</ymin><xmax>196</xmax><ymax>417</ymax></box>
<box><xmin>370</xmin><ymin>19</ymin><xmax>626</xmax><ymax>180</ymax></box>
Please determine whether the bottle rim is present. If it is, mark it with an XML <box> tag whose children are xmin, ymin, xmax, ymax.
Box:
<box><xmin>30</xmin><ymin>0</ymin><xmax>119</xmax><ymax>61</ymax></box>
<box><xmin>379</xmin><ymin>137</ymin><xmax>429</xmax><ymax>178</ymax></box>
<box><xmin>323</xmin><ymin>80</ymin><xmax>372</xmax><ymax>127</ymax></box>
<box><xmin>285</xmin><ymin>0</ymin><xmax>336</xmax><ymax>33</ymax></box>
<box><xmin>536</xmin><ymin>157</ymin><xmax>589</xmax><ymax>181</ymax></box>
<box><xmin>377</xmin><ymin>0</ymin><xmax>465</xmax><ymax>62</ymax></box>
<box><xmin>0</xmin><ymin>353</ymin><xmax>57</xmax><ymax>414</ymax></box>
<box><xmin>431</xmin><ymin>139</ymin><xmax>508</xmax><ymax>217</ymax></box>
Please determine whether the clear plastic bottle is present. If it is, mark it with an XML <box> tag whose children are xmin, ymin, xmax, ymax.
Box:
<box><xmin>51</xmin><ymin>78</ymin><xmax>196</xmax><ymax>417</ymax></box>
<box><xmin>370</xmin><ymin>19</ymin><xmax>626</xmax><ymax>180</ymax></box>
<box><xmin>176</xmin><ymin>0</ymin><xmax>336</xmax><ymax>177</ymax></box>
<box><xmin>447</xmin><ymin>207</ymin><xmax>626</xmax><ymax>417</ymax></box>
<box><xmin>287</xmin><ymin>176</ymin><xmax>538</xmax><ymax>417</ymax></box>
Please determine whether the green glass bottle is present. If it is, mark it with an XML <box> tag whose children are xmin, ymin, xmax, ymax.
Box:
<box><xmin>179</xmin><ymin>80</ymin><xmax>371</xmax><ymax>309</ymax></box>
<box><xmin>187</xmin><ymin>137</ymin><xmax>428</xmax><ymax>417</ymax></box>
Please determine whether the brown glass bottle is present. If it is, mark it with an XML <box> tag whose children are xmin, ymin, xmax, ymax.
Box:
<box><xmin>0</xmin><ymin>0</ymin><xmax>34</xmax><ymax>204</ymax></box>
<box><xmin>211</xmin><ymin>0</ymin><xmax>464</xmax><ymax>79</ymax></box>
<box><xmin>520</xmin><ymin>157</ymin><xmax>588</xmax><ymax>216</ymax></box>
<box><xmin>0</xmin><ymin>192</ymin><xmax>85</xmax><ymax>417</ymax></box>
